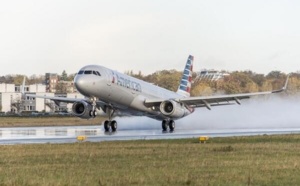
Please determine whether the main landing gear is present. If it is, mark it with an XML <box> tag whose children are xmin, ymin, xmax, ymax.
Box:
<box><xmin>104</xmin><ymin>120</ymin><xmax>118</xmax><ymax>132</ymax></box>
<box><xmin>103</xmin><ymin>106</ymin><xmax>117</xmax><ymax>133</ymax></box>
<box><xmin>162</xmin><ymin>119</ymin><xmax>175</xmax><ymax>132</ymax></box>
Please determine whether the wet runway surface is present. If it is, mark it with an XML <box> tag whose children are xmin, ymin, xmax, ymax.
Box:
<box><xmin>1</xmin><ymin>125</ymin><xmax>300</xmax><ymax>144</ymax></box>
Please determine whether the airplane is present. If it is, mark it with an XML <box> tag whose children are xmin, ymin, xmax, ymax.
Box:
<box><xmin>26</xmin><ymin>55</ymin><xmax>289</xmax><ymax>132</ymax></box>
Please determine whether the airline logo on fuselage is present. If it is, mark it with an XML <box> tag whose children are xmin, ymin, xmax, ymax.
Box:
<box><xmin>112</xmin><ymin>72</ymin><xmax>142</xmax><ymax>92</ymax></box>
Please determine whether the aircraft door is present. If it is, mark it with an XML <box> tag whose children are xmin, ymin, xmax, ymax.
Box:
<box><xmin>107</xmin><ymin>71</ymin><xmax>114</xmax><ymax>98</ymax></box>
<box><xmin>107</xmin><ymin>70</ymin><xmax>119</xmax><ymax>100</ymax></box>
<box><xmin>131</xmin><ymin>81</ymin><xmax>136</xmax><ymax>95</ymax></box>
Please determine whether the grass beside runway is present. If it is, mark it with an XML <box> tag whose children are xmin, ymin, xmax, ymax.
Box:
<box><xmin>0</xmin><ymin>134</ymin><xmax>300</xmax><ymax>185</ymax></box>
<box><xmin>0</xmin><ymin>116</ymin><xmax>105</xmax><ymax>127</ymax></box>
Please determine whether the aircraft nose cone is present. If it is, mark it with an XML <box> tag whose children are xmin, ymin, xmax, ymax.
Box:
<box><xmin>74</xmin><ymin>76</ymin><xmax>87</xmax><ymax>95</ymax></box>
<box><xmin>74</xmin><ymin>76</ymin><xmax>82</xmax><ymax>89</ymax></box>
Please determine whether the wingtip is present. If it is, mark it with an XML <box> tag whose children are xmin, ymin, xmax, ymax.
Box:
<box><xmin>271</xmin><ymin>74</ymin><xmax>289</xmax><ymax>93</ymax></box>
<box><xmin>283</xmin><ymin>74</ymin><xmax>290</xmax><ymax>90</ymax></box>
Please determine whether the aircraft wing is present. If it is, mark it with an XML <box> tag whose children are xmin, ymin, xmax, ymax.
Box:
<box><xmin>26</xmin><ymin>94</ymin><xmax>84</xmax><ymax>104</ymax></box>
<box><xmin>26</xmin><ymin>94</ymin><xmax>107</xmax><ymax>108</ymax></box>
<box><xmin>145</xmin><ymin>76</ymin><xmax>289</xmax><ymax>110</ymax></box>
<box><xmin>176</xmin><ymin>90</ymin><xmax>280</xmax><ymax>110</ymax></box>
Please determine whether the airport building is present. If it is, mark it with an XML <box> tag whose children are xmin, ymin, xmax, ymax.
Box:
<box><xmin>45</xmin><ymin>73</ymin><xmax>59</xmax><ymax>93</ymax></box>
<box><xmin>194</xmin><ymin>69</ymin><xmax>230</xmax><ymax>82</ymax></box>
<box><xmin>0</xmin><ymin>83</ymin><xmax>84</xmax><ymax>114</ymax></box>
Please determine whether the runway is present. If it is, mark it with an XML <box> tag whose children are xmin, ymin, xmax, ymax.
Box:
<box><xmin>1</xmin><ymin>125</ymin><xmax>300</xmax><ymax>144</ymax></box>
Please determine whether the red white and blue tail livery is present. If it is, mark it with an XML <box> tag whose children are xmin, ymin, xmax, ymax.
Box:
<box><xmin>177</xmin><ymin>55</ymin><xmax>193</xmax><ymax>97</ymax></box>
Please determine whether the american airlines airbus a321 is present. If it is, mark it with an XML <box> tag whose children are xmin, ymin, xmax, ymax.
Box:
<box><xmin>27</xmin><ymin>55</ymin><xmax>288</xmax><ymax>132</ymax></box>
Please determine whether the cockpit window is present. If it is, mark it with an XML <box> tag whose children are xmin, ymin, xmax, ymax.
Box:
<box><xmin>91</xmin><ymin>71</ymin><xmax>101</xmax><ymax>76</ymax></box>
<box><xmin>84</xmin><ymin>70</ymin><xmax>92</xmax><ymax>74</ymax></box>
<box><xmin>95</xmin><ymin>71</ymin><xmax>101</xmax><ymax>76</ymax></box>
<box><xmin>78</xmin><ymin>70</ymin><xmax>101</xmax><ymax>76</ymax></box>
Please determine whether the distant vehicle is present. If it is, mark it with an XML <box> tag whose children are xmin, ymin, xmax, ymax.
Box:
<box><xmin>20</xmin><ymin>111</ymin><xmax>41</xmax><ymax>116</ymax></box>
<box><xmin>31</xmin><ymin>112</ymin><xmax>41</xmax><ymax>116</ymax></box>
<box><xmin>26</xmin><ymin>55</ymin><xmax>288</xmax><ymax>132</ymax></box>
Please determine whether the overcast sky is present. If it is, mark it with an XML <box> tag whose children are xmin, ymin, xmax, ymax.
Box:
<box><xmin>0</xmin><ymin>0</ymin><xmax>299</xmax><ymax>76</ymax></box>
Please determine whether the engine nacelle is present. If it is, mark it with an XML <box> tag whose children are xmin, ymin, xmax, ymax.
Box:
<box><xmin>159</xmin><ymin>100</ymin><xmax>186</xmax><ymax>118</ymax></box>
<box><xmin>72</xmin><ymin>101</ymin><xmax>94</xmax><ymax>119</ymax></box>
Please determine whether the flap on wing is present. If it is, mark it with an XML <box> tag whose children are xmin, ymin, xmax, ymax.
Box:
<box><xmin>176</xmin><ymin>90</ymin><xmax>276</xmax><ymax>108</ymax></box>
<box><xmin>176</xmin><ymin>95</ymin><xmax>246</xmax><ymax>109</ymax></box>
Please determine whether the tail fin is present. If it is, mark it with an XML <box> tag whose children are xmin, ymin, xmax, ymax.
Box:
<box><xmin>176</xmin><ymin>55</ymin><xmax>194</xmax><ymax>97</ymax></box>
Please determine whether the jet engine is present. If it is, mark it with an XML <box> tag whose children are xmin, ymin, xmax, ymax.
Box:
<box><xmin>159</xmin><ymin>100</ymin><xmax>186</xmax><ymax>118</ymax></box>
<box><xmin>72</xmin><ymin>101</ymin><xmax>94</xmax><ymax>119</ymax></box>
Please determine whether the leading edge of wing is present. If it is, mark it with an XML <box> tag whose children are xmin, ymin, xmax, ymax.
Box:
<box><xmin>25</xmin><ymin>94</ymin><xmax>108</xmax><ymax>108</ymax></box>
<box><xmin>26</xmin><ymin>94</ymin><xmax>85</xmax><ymax>104</ymax></box>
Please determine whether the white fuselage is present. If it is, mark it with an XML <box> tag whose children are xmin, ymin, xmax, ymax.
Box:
<box><xmin>74</xmin><ymin>65</ymin><xmax>192</xmax><ymax>120</ymax></box>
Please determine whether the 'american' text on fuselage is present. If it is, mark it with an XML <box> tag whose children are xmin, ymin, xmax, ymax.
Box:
<box><xmin>114</xmin><ymin>73</ymin><xmax>142</xmax><ymax>92</ymax></box>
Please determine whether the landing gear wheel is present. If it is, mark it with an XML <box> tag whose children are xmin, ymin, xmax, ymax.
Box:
<box><xmin>162</xmin><ymin>120</ymin><xmax>168</xmax><ymax>132</ymax></box>
<box><xmin>93</xmin><ymin>110</ymin><xmax>97</xmax><ymax>117</ymax></box>
<box><xmin>104</xmin><ymin>120</ymin><xmax>110</xmax><ymax>132</ymax></box>
<box><xmin>89</xmin><ymin>110</ymin><xmax>93</xmax><ymax>117</ymax></box>
<box><xmin>111</xmin><ymin>120</ymin><xmax>118</xmax><ymax>132</ymax></box>
<box><xmin>169</xmin><ymin>120</ymin><xmax>175</xmax><ymax>132</ymax></box>
<box><xmin>89</xmin><ymin>110</ymin><xmax>97</xmax><ymax>118</ymax></box>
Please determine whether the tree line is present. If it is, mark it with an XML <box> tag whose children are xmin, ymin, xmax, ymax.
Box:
<box><xmin>0</xmin><ymin>71</ymin><xmax>75</xmax><ymax>86</ymax></box>
<box><xmin>1</xmin><ymin>69</ymin><xmax>299</xmax><ymax>96</ymax></box>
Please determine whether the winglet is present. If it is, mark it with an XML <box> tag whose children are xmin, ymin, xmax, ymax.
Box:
<box><xmin>272</xmin><ymin>74</ymin><xmax>289</xmax><ymax>93</ymax></box>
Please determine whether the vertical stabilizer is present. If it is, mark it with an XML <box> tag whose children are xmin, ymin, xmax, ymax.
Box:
<box><xmin>176</xmin><ymin>55</ymin><xmax>194</xmax><ymax>97</ymax></box>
